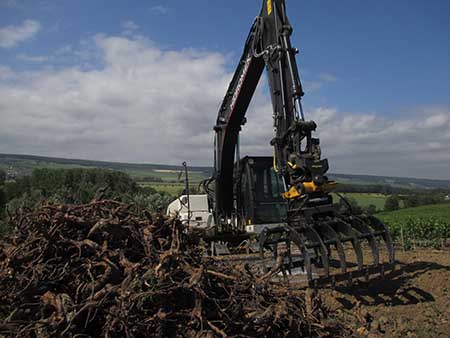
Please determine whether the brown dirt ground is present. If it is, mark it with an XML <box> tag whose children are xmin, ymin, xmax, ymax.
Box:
<box><xmin>320</xmin><ymin>248</ymin><xmax>450</xmax><ymax>338</ymax></box>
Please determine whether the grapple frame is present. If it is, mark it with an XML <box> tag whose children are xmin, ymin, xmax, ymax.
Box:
<box><xmin>259</xmin><ymin>212</ymin><xmax>395</xmax><ymax>287</ymax></box>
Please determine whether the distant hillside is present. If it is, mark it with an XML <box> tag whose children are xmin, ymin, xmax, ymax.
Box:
<box><xmin>328</xmin><ymin>173</ymin><xmax>450</xmax><ymax>190</ymax></box>
<box><xmin>1</xmin><ymin>153</ymin><xmax>450</xmax><ymax>189</ymax></box>
<box><xmin>0</xmin><ymin>153</ymin><xmax>212</xmax><ymax>184</ymax></box>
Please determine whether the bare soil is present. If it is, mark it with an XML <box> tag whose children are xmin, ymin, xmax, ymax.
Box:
<box><xmin>321</xmin><ymin>248</ymin><xmax>450</xmax><ymax>337</ymax></box>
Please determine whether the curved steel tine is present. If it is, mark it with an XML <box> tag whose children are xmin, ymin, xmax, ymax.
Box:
<box><xmin>352</xmin><ymin>216</ymin><xmax>380</xmax><ymax>266</ymax></box>
<box><xmin>273</xmin><ymin>242</ymin><xmax>279</xmax><ymax>260</ymax></box>
<box><xmin>367</xmin><ymin>216</ymin><xmax>395</xmax><ymax>264</ymax></box>
<box><xmin>286</xmin><ymin>237</ymin><xmax>292</xmax><ymax>274</ymax></box>
<box><xmin>335</xmin><ymin>219</ymin><xmax>364</xmax><ymax>270</ymax></box>
<box><xmin>304</xmin><ymin>226</ymin><xmax>330</xmax><ymax>277</ymax></box>
<box><xmin>317</xmin><ymin>222</ymin><xmax>346</xmax><ymax>274</ymax></box>
<box><xmin>259</xmin><ymin>228</ymin><xmax>267</xmax><ymax>259</ymax></box>
<box><xmin>287</xmin><ymin>227</ymin><xmax>313</xmax><ymax>282</ymax></box>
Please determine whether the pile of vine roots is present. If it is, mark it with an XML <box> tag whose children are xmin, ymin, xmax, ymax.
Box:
<box><xmin>0</xmin><ymin>200</ymin><xmax>347</xmax><ymax>338</ymax></box>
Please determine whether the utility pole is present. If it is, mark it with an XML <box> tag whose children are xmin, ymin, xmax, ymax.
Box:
<box><xmin>182</xmin><ymin>161</ymin><xmax>190</xmax><ymax>226</ymax></box>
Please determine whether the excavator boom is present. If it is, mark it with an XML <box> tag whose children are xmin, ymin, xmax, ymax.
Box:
<box><xmin>209</xmin><ymin>0</ymin><xmax>395</xmax><ymax>287</ymax></box>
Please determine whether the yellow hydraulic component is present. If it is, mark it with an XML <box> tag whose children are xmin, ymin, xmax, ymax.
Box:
<box><xmin>283</xmin><ymin>185</ymin><xmax>301</xmax><ymax>199</ymax></box>
<box><xmin>267</xmin><ymin>0</ymin><xmax>272</xmax><ymax>15</ymax></box>
<box><xmin>287</xmin><ymin>161</ymin><xmax>297</xmax><ymax>169</ymax></box>
<box><xmin>303</xmin><ymin>181</ymin><xmax>319</xmax><ymax>193</ymax></box>
<box><xmin>273</xmin><ymin>149</ymin><xmax>278</xmax><ymax>173</ymax></box>
<box><xmin>282</xmin><ymin>181</ymin><xmax>337</xmax><ymax>199</ymax></box>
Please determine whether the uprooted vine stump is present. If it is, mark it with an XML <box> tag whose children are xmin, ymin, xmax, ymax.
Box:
<box><xmin>0</xmin><ymin>200</ymin><xmax>348</xmax><ymax>337</ymax></box>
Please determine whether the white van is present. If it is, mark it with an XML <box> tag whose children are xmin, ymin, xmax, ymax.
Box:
<box><xmin>166</xmin><ymin>194</ymin><xmax>214</xmax><ymax>228</ymax></box>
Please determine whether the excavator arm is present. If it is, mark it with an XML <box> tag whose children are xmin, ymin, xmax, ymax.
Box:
<box><xmin>214</xmin><ymin>18</ymin><xmax>265</xmax><ymax>220</ymax></box>
<box><xmin>215</xmin><ymin>0</ymin><xmax>318</xmax><ymax>221</ymax></box>
<box><xmin>212</xmin><ymin>0</ymin><xmax>395</xmax><ymax>287</ymax></box>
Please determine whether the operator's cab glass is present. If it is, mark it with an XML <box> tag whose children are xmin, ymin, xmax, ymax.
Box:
<box><xmin>252</xmin><ymin>161</ymin><xmax>287</xmax><ymax>223</ymax></box>
<box><xmin>236</xmin><ymin>156</ymin><xmax>287</xmax><ymax>226</ymax></box>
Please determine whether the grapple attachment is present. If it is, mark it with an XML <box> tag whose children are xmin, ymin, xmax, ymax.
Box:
<box><xmin>259</xmin><ymin>212</ymin><xmax>395</xmax><ymax>287</ymax></box>
<box><xmin>262</xmin><ymin>117</ymin><xmax>396</xmax><ymax>287</ymax></box>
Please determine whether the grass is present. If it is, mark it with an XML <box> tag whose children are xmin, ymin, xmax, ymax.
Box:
<box><xmin>139</xmin><ymin>182</ymin><xmax>204</xmax><ymax>195</ymax></box>
<box><xmin>333</xmin><ymin>193</ymin><xmax>388</xmax><ymax>210</ymax></box>
<box><xmin>376</xmin><ymin>202</ymin><xmax>450</xmax><ymax>223</ymax></box>
<box><xmin>140</xmin><ymin>189</ymin><xmax>390</xmax><ymax>210</ymax></box>
<box><xmin>376</xmin><ymin>203</ymin><xmax>450</xmax><ymax>247</ymax></box>
<box><xmin>139</xmin><ymin>182</ymin><xmax>185</xmax><ymax>195</ymax></box>
<box><xmin>0</xmin><ymin>154</ymin><xmax>212</xmax><ymax>183</ymax></box>
<box><xmin>4</xmin><ymin>153</ymin><xmax>450</xmax><ymax>190</ymax></box>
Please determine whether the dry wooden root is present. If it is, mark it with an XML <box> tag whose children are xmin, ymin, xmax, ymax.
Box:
<box><xmin>0</xmin><ymin>200</ymin><xmax>348</xmax><ymax>337</ymax></box>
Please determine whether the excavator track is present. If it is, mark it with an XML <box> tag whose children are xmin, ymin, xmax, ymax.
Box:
<box><xmin>259</xmin><ymin>212</ymin><xmax>395</xmax><ymax>288</ymax></box>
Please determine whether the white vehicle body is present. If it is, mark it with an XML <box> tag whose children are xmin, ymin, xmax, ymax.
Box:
<box><xmin>167</xmin><ymin>194</ymin><xmax>284</xmax><ymax>235</ymax></box>
<box><xmin>166</xmin><ymin>194</ymin><xmax>214</xmax><ymax>228</ymax></box>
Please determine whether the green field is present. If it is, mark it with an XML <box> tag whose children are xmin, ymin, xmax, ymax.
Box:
<box><xmin>376</xmin><ymin>203</ymin><xmax>450</xmax><ymax>246</ymax></box>
<box><xmin>3</xmin><ymin>153</ymin><xmax>450</xmax><ymax>190</ymax></box>
<box><xmin>333</xmin><ymin>193</ymin><xmax>388</xmax><ymax>210</ymax></box>
<box><xmin>143</xmin><ymin>189</ymin><xmax>390</xmax><ymax>209</ymax></box>
<box><xmin>0</xmin><ymin>153</ymin><xmax>212</xmax><ymax>184</ymax></box>
<box><xmin>377</xmin><ymin>202</ymin><xmax>450</xmax><ymax>224</ymax></box>
<box><xmin>139</xmin><ymin>182</ymin><xmax>186</xmax><ymax>195</ymax></box>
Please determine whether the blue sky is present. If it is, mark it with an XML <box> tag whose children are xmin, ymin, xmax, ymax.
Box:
<box><xmin>2</xmin><ymin>0</ymin><xmax>450</xmax><ymax>113</ymax></box>
<box><xmin>1</xmin><ymin>0</ymin><xmax>450</xmax><ymax>179</ymax></box>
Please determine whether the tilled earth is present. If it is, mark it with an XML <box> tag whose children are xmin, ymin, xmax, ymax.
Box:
<box><xmin>321</xmin><ymin>249</ymin><xmax>450</xmax><ymax>338</ymax></box>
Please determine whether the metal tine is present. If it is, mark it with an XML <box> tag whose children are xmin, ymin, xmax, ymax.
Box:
<box><xmin>286</xmin><ymin>237</ymin><xmax>293</xmax><ymax>274</ymax></box>
<box><xmin>317</xmin><ymin>222</ymin><xmax>347</xmax><ymax>274</ymax></box>
<box><xmin>366</xmin><ymin>215</ymin><xmax>395</xmax><ymax>264</ymax></box>
<box><xmin>304</xmin><ymin>225</ymin><xmax>330</xmax><ymax>277</ymax></box>
<box><xmin>287</xmin><ymin>227</ymin><xmax>313</xmax><ymax>282</ymax></box>
<box><xmin>334</xmin><ymin>219</ymin><xmax>364</xmax><ymax>270</ymax></box>
<box><xmin>351</xmin><ymin>216</ymin><xmax>380</xmax><ymax>266</ymax></box>
<box><xmin>259</xmin><ymin>227</ymin><xmax>292</xmax><ymax>272</ymax></box>
<box><xmin>259</xmin><ymin>228</ymin><xmax>268</xmax><ymax>259</ymax></box>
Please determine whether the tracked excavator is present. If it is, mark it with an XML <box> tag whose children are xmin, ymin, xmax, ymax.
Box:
<box><xmin>168</xmin><ymin>0</ymin><xmax>395</xmax><ymax>287</ymax></box>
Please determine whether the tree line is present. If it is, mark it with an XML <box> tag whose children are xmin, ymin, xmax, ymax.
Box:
<box><xmin>384</xmin><ymin>193</ymin><xmax>448</xmax><ymax>211</ymax></box>
<box><xmin>336</xmin><ymin>183</ymin><xmax>450</xmax><ymax>195</ymax></box>
<box><xmin>0</xmin><ymin>168</ymin><xmax>176</xmax><ymax>234</ymax></box>
<box><xmin>1</xmin><ymin>167</ymin><xmax>448</xmax><ymax>233</ymax></box>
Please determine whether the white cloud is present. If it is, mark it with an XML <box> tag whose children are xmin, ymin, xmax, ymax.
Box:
<box><xmin>303</xmin><ymin>72</ymin><xmax>338</xmax><ymax>92</ymax></box>
<box><xmin>0</xmin><ymin>35</ymin><xmax>230</xmax><ymax>165</ymax></box>
<box><xmin>0</xmin><ymin>19</ymin><xmax>41</xmax><ymax>48</ymax></box>
<box><xmin>149</xmin><ymin>5</ymin><xmax>169</xmax><ymax>14</ymax></box>
<box><xmin>318</xmin><ymin>73</ymin><xmax>338</xmax><ymax>82</ymax></box>
<box><xmin>0</xmin><ymin>0</ymin><xmax>19</xmax><ymax>7</ymax></box>
<box><xmin>0</xmin><ymin>65</ymin><xmax>15</xmax><ymax>79</ymax></box>
<box><xmin>0</xmin><ymin>34</ymin><xmax>449</xmax><ymax>179</ymax></box>
<box><xmin>241</xmin><ymin>105</ymin><xmax>450</xmax><ymax>179</ymax></box>
<box><xmin>122</xmin><ymin>20</ymin><xmax>139</xmax><ymax>31</ymax></box>
<box><xmin>17</xmin><ymin>53</ymin><xmax>49</xmax><ymax>62</ymax></box>
<box><xmin>423</xmin><ymin>114</ymin><xmax>449</xmax><ymax>128</ymax></box>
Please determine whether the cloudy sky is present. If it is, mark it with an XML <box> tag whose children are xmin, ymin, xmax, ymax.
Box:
<box><xmin>1</xmin><ymin>0</ymin><xmax>450</xmax><ymax>179</ymax></box>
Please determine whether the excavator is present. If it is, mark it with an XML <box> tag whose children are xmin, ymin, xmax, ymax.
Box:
<box><xmin>169</xmin><ymin>0</ymin><xmax>395</xmax><ymax>287</ymax></box>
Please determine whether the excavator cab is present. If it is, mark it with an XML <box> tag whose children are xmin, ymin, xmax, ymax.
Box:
<box><xmin>234</xmin><ymin>157</ymin><xmax>287</xmax><ymax>233</ymax></box>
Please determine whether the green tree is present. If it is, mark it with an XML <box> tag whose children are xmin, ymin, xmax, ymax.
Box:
<box><xmin>385</xmin><ymin>195</ymin><xmax>400</xmax><ymax>211</ymax></box>
<box><xmin>0</xmin><ymin>187</ymin><xmax>6</xmax><ymax>219</ymax></box>
<box><xmin>365</xmin><ymin>204</ymin><xmax>377</xmax><ymax>215</ymax></box>
<box><xmin>338</xmin><ymin>196</ymin><xmax>362</xmax><ymax>214</ymax></box>
<box><xmin>403</xmin><ymin>195</ymin><xmax>420</xmax><ymax>208</ymax></box>
<box><xmin>0</xmin><ymin>169</ymin><xmax>6</xmax><ymax>219</ymax></box>
<box><xmin>0</xmin><ymin>169</ymin><xmax>5</xmax><ymax>185</ymax></box>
